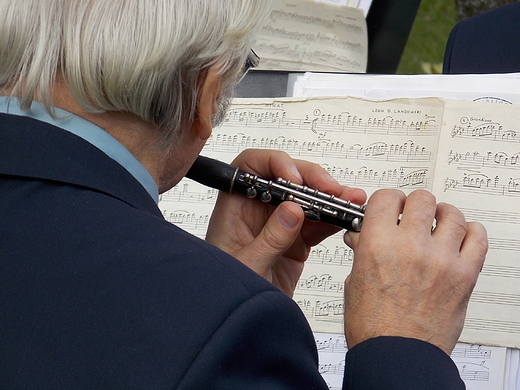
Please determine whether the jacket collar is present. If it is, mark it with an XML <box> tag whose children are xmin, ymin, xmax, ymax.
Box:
<box><xmin>0</xmin><ymin>113</ymin><xmax>162</xmax><ymax>217</ymax></box>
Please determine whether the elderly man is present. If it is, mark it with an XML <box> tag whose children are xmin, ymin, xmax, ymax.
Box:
<box><xmin>0</xmin><ymin>1</ymin><xmax>487</xmax><ymax>388</ymax></box>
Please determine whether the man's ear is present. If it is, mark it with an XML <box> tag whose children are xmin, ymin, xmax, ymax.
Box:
<box><xmin>192</xmin><ymin>67</ymin><xmax>222</xmax><ymax>141</ymax></box>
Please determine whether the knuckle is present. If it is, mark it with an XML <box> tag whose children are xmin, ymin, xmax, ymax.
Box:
<box><xmin>262</xmin><ymin>223</ymin><xmax>288</xmax><ymax>252</ymax></box>
<box><xmin>441</xmin><ymin>208</ymin><xmax>467</xmax><ymax>237</ymax></box>
<box><xmin>410</xmin><ymin>190</ymin><xmax>436</xmax><ymax>208</ymax></box>
<box><xmin>367</xmin><ymin>189</ymin><xmax>405</xmax><ymax>211</ymax></box>
<box><xmin>372</xmin><ymin>188</ymin><xmax>405</xmax><ymax>200</ymax></box>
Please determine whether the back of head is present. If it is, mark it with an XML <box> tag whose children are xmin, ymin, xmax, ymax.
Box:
<box><xmin>0</xmin><ymin>0</ymin><xmax>272</xmax><ymax>144</ymax></box>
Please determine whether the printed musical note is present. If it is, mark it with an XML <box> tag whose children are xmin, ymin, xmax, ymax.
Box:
<box><xmin>161</xmin><ymin>210</ymin><xmax>210</xmax><ymax>237</ymax></box>
<box><xmin>297</xmin><ymin>274</ymin><xmax>344</xmax><ymax>293</ymax></box>
<box><xmin>307</xmin><ymin>244</ymin><xmax>353</xmax><ymax>266</ymax></box>
<box><xmin>159</xmin><ymin>182</ymin><xmax>219</xmax><ymax>205</ymax></box>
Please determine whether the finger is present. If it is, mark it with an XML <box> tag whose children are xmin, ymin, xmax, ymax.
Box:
<box><xmin>232</xmin><ymin>149</ymin><xmax>303</xmax><ymax>184</ymax></box>
<box><xmin>361</xmin><ymin>189</ymin><xmax>405</xmax><ymax>236</ymax></box>
<box><xmin>399</xmin><ymin>190</ymin><xmax>437</xmax><ymax>234</ymax></box>
<box><xmin>459</xmin><ymin>221</ymin><xmax>488</xmax><ymax>273</ymax></box>
<box><xmin>237</xmin><ymin>202</ymin><xmax>305</xmax><ymax>277</ymax></box>
<box><xmin>298</xmin><ymin>182</ymin><xmax>364</xmax><ymax>247</ymax></box>
<box><xmin>235</xmin><ymin>149</ymin><xmax>333</xmax><ymax>190</ymax></box>
<box><xmin>232</xmin><ymin>149</ymin><xmax>367</xmax><ymax>206</ymax></box>
<box><xmin>431</xmin><ymin>202</ymin><xmax>468</xmax><ymax>251</ymax></box>
<box><xmin>343</xmin><ymin>231</ymin><xmax>359</xmax><ymax>249</ymax></box>
<box><xmin>295</xmin><ymin>159</ymin><xmax>366</xmax><ymax>204</ymax></box>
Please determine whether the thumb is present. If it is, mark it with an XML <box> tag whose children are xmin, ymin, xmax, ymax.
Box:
<box><xmin>237</xmin><ymin>202</ymin><xmax>305</xmax><ymax>278</ymax></box>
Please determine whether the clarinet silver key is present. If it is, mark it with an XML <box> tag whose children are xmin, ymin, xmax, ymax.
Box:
<box><xmin>186</xmin><ymin>155</ymin><xmax>365</xmax><ymax>232</ymax></box>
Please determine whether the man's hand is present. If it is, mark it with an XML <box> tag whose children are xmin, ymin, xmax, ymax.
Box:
<box><xmin>205</xmin><ymin>149</ymin><xmax>366</xmax><ymax>297</ymax></box>
<box><xmin>343</xmin><ymin>189</ymin><xmax>488</xmax><ymax>355</ymax></box>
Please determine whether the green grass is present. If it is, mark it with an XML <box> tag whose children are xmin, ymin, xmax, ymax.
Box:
<box><xmin>397</xmin><ymin>0</ymin><xmax>457</xmax><ymax>74</ymax></box>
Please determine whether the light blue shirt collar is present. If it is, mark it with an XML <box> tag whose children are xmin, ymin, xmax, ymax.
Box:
<box><xmin>0</xmin><ymin>97</ymin><xmax>159</xmax><ymax>203</ymax></box>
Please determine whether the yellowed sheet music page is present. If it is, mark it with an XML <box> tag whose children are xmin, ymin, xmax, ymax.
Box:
<box><xmin>254</xmin><ymin>0</ymin><xmax>367</xmax><ymax>72</ymax></box>
<box><xmin>314</xmin><ymin>0</ymin><xmax>373</xmax><ymax>17</ymax></box>
<box><xmin>160</xmin><ymin>96</ymin><xmax>445</xmax><ymax>333</ymax></box>
<box><xmin>432</xmin><ymin>99</ymin><xmax>520</xmax><ymax>349</ymax></box>
<box><xmin>315</xmin><ymin>0</ymin><xmax>359</xmax><ymax>7</ymax></box>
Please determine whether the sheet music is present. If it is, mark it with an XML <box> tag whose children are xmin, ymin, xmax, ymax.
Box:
<box><xmin>314</xmin><ymin>0</ymin><xmax>373</xmax><ymax>17</ymax></box>
<box><xmin>432</xmin><ymin>99</ymin><xmax>520</xmax><ymax>349</ymax></box>
<box><xmin>254</xmin><ymin>0</ymin><xmax>367</xmax><ymax>72</ymax></box>
<box><xmin>288</xmin><ymin>74</ymin><xmax>520</xmax><ymax>388</ymax></box>
<box><xmin>161</xmin><ymin>95</ymin><xmax>446</xmax><ymax>332</ymax></box>
<box><xmin>314</xmin><ymin>0</ymin><xmax>358</xmax><ymax>6</ymax></box>
<box><xmin>315</xmin><ymin>332</ymin><xmax>507</xmax><ymax>390</ymax></box>
<box><xmin>159</xmin><ymin>95</ymin><xmax>519</xmax><ymax>385</ymax></box>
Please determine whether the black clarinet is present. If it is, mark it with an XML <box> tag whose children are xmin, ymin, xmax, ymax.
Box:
<box><xmin>186</xmin><ymin>155</ymin><xmax>365</xmax><ymax>232</ymax></box>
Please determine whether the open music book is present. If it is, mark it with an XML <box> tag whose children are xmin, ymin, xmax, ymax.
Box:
<box><xmin>160</xmin><ymin>94</ymin><xmax>520</xmax><ymax>388</ymax></box>
<box><xmin>254</xmin><ymin>0</ymin><xmax>367</xmax><ymax>72</ymax></box>
<box><xmin>315</xmin><ymin>0</ymin><xmax>373</xmax><ymax>17</ymax></box>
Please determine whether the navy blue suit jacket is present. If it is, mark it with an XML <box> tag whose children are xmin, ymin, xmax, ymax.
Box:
<box><xmin>0</xmin><ymin>113</ymin><xmax>464</xmax><ymax>389</ymax></box>
<box><xmin>443</xmin><ymin>3</ymin><xmax>520</xmax><ymax>74</ymax></box>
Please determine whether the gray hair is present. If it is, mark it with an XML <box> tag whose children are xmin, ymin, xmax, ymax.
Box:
<box><xmin>0</xmin><ymin>0</ymin><xmax>272</xmax><ymax>144</ymax></box>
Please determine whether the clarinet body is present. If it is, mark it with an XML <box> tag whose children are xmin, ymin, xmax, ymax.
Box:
<box><xmin>186</xmin><ymin>155</ymin><xmax>365</xmax><ymax>232</ymax></box>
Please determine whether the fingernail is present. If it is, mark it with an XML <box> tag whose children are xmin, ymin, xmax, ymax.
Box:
<box><xmin>289</xmin><ymin>166</ymin><xmax>303</xmax><ymax>182</ymax></box>
<box><xmin>278</xmin><ymin>206</ymin><xmax>299</xmax><ymax>230</ymax></box>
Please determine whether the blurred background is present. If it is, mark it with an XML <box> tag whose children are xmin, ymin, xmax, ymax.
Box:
<box><xmin>397</xmin><ymin>0</ymin><xmax>519</xmax><ymax>74</ymax></box>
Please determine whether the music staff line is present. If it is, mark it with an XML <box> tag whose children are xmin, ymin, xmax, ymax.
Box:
<box><xmin>451</xmin><ymin>345</ymin><xmax>492</xmax><ymax>360</ymax></box>
<box><xmin>480</xmin><ymin>263</ymin><xmax>520</xmax><ymax>279</ymax></box>
<box><xmin>307</xmin><ymin>244</ymin><xmax>353</xmax><ymax>266</ymax></box>
<box><xmin>319</xmin><ymin>361</ymin><xmax>346</xmax><ymax>376</ymax></box>
<box><xmin>258</xmin><ymin>26</ymin><xmax>364</xmax><ymax>52</ymax></box>
<box><xmin>296</xmin><ymin>298</ymin><xmax>344</xmax><ymax>322</ymax></box>
<box><xmin>207</xmin><ymin>134</ymin><xmax>434</xmax><ymax>163</ymax></box>
<box><xmin>269</xmin><ymin>9</ymin><xmax>364</xmax><ymax>34</ymax></box>
<box><xmin>296</xmin><ymin>269</ymin><xmax>520</xmax><ymax>322</ymax></box>
<box><xmin>458</xmin><ymin>365</ymin><xmax>490</xmax><ymax>382</ymax></box>
<box><xmin>222</xmin><ymin>109</ymin><xmax>440</xmax><ymax>137</ymax></box>
<box><xmin>160</xmin><ymin>209</ymin><xmax>209</xmax><ymax>238</ymax></box>
<box><xmin>448</xmin><ymin>149</ymin><xmax>520</xmax><ymax>171</ymax></box>
<box><xmin>451</xmin><ymin>120</ymin><xmax>520</xmax><ymax>145</ymax></box>
<box><xmin>315</xmin><ymin>335</ymin><xmax>347</xmax><ymax>354</ymax></box>
<box><xmin>159</xmin><ymin>184</ymin><xmax>219</xmax><ymax>205</ymax></box>
<box><xmin>300</xmin><ymin>299</ymin><xmax>520</xmax><ymax>334</ymax></box>
<box><xmin>297</xmin><ymin>274</ymin><xmax>344</xmax><ymax>294</ymax></box>
<box><xmin>487</xmin><ymin>237</ymin><xmax>520</xmax><ymax>252</ymax></box>
<box><xmin>459</xmin><ymin>207</ymin><xmax>520</xmax><ymax>225</ymax></box>
<box><xmin>261</xmin><ymin>57</ymin><xmax>364</xmax><ymax>72</ymax></box>
<box><xmin>470</xmin><ymin>291</ymin><xmax>520</xmax><ymax>307</ymax></box>
<box><xmin>443</xmin><ymin>173</ymin><xmax>520</xmax><ymax>197</ymax></box>
<box><xmin>465</xmin><ymin>317</ymin><xmax>520</xmax><ymax>335</ymax></box>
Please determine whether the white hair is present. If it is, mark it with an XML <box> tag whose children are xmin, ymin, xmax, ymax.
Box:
<box><xmin>0</xmin><ymin>0</ymin><xmax>272</xmax><ymax>144</ymax></box>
